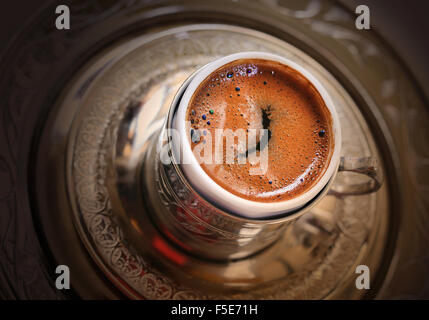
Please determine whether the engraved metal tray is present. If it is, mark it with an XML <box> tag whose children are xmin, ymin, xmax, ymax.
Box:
<box><xmin>1</xmin><ymin>0</ymin><xmax>428</xmax><ymax>299</ymax></box>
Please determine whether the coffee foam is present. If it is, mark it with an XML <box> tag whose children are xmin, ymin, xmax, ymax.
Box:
<box><xmin>186</xmin><ymin>59</ymin><xmax>333</xmax><ymax>203</ymax></box>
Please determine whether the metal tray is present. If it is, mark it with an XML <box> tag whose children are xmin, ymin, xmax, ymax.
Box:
<box><xmin>1</xmin><ymin>0</ymin><xmax>428</xmax><ymax>299</ymax></box>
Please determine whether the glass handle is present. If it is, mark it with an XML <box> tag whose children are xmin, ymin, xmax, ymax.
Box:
<box><xmin>328</xmin><ymin>156</ymin><xmax>383</xmax><ymax>197</ymax></box>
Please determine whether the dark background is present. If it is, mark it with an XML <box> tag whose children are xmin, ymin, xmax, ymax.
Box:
<box><xmin>1</xmin><ymin>0</ymin><xmax>428</xmax><ymax>97</ymax></box>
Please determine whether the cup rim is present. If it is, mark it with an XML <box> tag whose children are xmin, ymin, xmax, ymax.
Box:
<box><xmin>171</xmin><ymin>51</ymin><xmax>341</xmax><ymax>219</ymax></box>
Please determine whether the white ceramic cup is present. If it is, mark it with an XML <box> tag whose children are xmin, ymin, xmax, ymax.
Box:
<box><xmin>171</xmin><ymin>52</ymin><xmax>341</xmax><ymax>219</ymax></box>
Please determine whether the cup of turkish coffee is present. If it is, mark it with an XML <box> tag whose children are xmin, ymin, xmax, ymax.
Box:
<box><xmin>144</xmin><ymin>52</ymin><xmax>382</xmax><ymax>261</ymax></box>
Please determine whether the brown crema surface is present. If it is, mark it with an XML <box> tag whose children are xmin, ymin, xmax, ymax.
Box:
<box><xmin>186</xmin><ymin>59</ymin><xmax>333</xmax><ymax>202</ymax></box>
